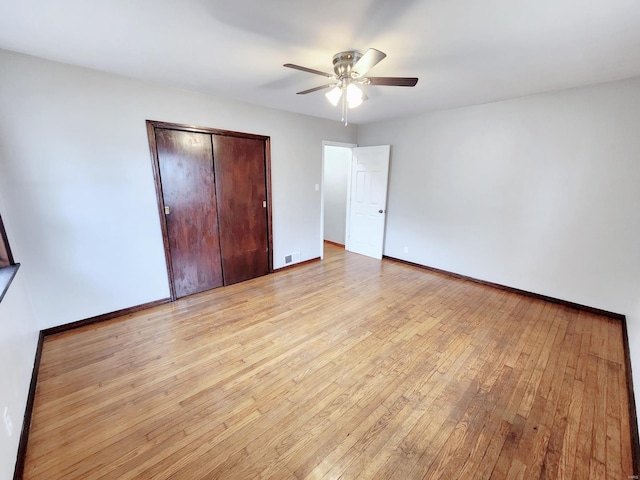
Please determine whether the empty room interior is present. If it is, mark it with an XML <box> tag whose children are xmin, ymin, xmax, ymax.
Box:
<box><xmin>2</xmin><ymin>0</ymin><xmax>640</xmax><ymax>478</ymax></box>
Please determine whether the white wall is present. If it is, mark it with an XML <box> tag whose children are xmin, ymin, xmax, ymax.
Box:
<box><xmin>323</xmin><ymin>146</ymin><xmax>351</xmax><ymax>245</ymax></box>
<box><xmin>0</xmin><ymin>193</ymin><xmax>39</xmax><ymax>480</ymax></box>
<box><xmin>358</xmin><ymin>78</ymin><xmax>640</xmax><ymax>314</ymax></box>
<box><xmin>0</xmin><ymin>49</ymin><xmax>356</xmax><ymax>330</ymax></box>
<box><xmin>358</xmin><ymin>77</ymin><xmax>640</xmax><ymax>430</ymax></box>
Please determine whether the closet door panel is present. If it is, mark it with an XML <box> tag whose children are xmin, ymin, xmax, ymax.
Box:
<box><xmin>213</xmin><ymin>135</ymin><xmax>269</xmax><ymax>285</ymax></box>
<box><xmin>156</xmin><ymin>129</ymin><xmax>223</xmax><ymax>297</ymax></box>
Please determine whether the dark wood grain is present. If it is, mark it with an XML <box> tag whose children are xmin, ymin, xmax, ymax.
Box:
<box><xmin>213</xmin><ymin>134</ymin><xmax>269</xmax><ymax>285</ymax></box>
<box><xmin>146</xmin><ymin>120</ymin><xmax>274</xmax><ymax>292</ymax></box>
<box><xmin>264</xmin><ymin>138</ymin><xmax>274</xmax><ymax>273</ymax></box>
<box><xmin>156</xmin><ymin>129</ymin><xmax>224</xmax><ymax>298</ymax></box>
<box><xmin>146</xmin><ymin>121</ymin><xmax>176</xmax><ymax>300</ymax></box>
<box><xmin>147</xmin><ymin>120</ymin><xmax>269</xmax><ymax>140</ymax></box>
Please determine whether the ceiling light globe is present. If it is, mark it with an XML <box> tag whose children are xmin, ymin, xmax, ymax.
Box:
<box><xmin>346</xmin><ymin>84</ymin><xmax>364</xmax><ymax>109</ymax></box>
<box><xmin>325</xmin><ymin>86</ymin><xmax>342</xmax><ymax>107</ymax></box>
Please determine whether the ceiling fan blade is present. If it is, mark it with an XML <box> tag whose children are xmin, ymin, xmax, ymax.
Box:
<box><xmin>296</xmin><ymin>84</ymin><xmax>335</xmax><ymax>95</ymax></box>
<box><xmin>352</xmin><ymin>48</ymin><xmax>387</xmax><ymax>77</ymax></box>
<box><xmin>284</xmin><ymin>63</ymin><xmax>334</xmax><ymax>78</ymax></box>
<box><xmin>366</xmin><ymin>77</ymin><xmax>419</xmax><ymax>87</ymax></box>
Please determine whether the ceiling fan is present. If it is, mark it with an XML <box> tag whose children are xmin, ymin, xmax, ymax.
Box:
<box><xmin>284</xmin><ymin>48</ymin><xmax>418</xmax><ymax>125</ymax></box>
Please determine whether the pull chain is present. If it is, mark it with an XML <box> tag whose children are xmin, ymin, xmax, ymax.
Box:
<box><xmin>342</xmin><ymin>89</ymin><xmax>348</xmax><ymax>126</ymax></box>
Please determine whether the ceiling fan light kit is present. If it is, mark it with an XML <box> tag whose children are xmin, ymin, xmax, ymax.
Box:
<box><xmin>325</xmin><ymin>85</ymin><xmax>342</xmax><ymax>107</ymax></box>
<box><xmin>284</xmin><ymin>48</ymin><xmax>419</xmax><ymax>125</ymax></box>
<box><xmin>325</xmin><ymin>83</ymin><xmax>364</xmax><ymax>107</ymax></box>
<box><xmin>345</xmin><ymin>83</ymin><xmax>364</xmax><ymax>108</ymax></box>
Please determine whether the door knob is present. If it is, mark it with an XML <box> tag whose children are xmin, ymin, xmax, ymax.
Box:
<box><xmin>378</xmin><ymin>209</ymin><xmax>384</xmax><ymax>213</ymax></box>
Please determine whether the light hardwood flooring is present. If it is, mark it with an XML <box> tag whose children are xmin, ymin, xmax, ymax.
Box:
<box><xmin>24</xmin><ymin>244</ymin><xmax>633</xmax><ymax>479</ymax></box>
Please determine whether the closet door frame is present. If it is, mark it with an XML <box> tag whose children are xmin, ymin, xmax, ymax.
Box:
<box><xmin>146</xmin><ymin>120</ymin><xmax>274</xmax><ymax>301</ymax></box>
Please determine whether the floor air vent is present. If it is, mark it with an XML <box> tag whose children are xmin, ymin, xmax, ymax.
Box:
<box><xmin>284</xmin><ymin>252</ymin><xmax>301</xmax><ymax>265</ymax></box>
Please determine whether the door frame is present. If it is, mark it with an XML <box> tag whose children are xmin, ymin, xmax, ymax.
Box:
<box><xmin>320</xmin><ymin>141</ymin><xmax>356</xmax><ymax>260</ymax></box>
<box><xmin>146</xmin><ymin>120</ymin><xmax>274</xmax><ymax>301</ymax></box>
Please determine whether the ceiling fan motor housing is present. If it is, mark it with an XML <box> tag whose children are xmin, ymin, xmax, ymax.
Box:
<box><xmin>332</xmin><ymin>51</ymin><xmax>364</xmax><ymax>79</ymax></box>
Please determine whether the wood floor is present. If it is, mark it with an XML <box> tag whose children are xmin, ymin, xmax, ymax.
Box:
<box><xmin>24</xmin><ymin>245</ymin><xmax>633</xmax><ymax>479</ymax></box>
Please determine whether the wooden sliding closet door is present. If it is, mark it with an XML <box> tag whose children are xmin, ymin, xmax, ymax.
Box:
<box><xmin>212</xmin><ymin>135</ymin><xmax>269</xmax><ymax>285</ymax></box>
<box><xmin>155</xmin><ymin>129</ymin><xmax>224</xmax><ymax>298</ymax></box>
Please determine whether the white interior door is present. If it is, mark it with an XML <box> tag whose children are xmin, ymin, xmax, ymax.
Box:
<box><xmin>346</xmin><ymin>145</ymin><xmax>390</xmax><ymax>259</ymax></box>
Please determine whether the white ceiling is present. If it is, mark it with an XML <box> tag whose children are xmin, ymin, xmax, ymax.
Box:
<box><xmin>1</xmin><ymin>0</ymin><xmax>640</xmax><ymax>125</ymax></box>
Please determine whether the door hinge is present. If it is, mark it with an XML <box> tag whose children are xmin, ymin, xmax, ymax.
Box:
<box><xmin>164</xmin><ymin>206</ymin><xmax>170</xmax><ymax>215</ymax></box>
<box><xmin>263</xmin><ymin>201</ymin><xmax>267</xmax><ymax>208</ymax></box>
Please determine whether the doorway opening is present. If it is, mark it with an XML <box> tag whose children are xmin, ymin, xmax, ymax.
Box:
<box><xmin>321</xmin><ymin>142</ymin><xmax>354</xmax><ymax>259</ymax></box>
<box><xmin>321</xmin><ymin>141</ymin><xmax>392</xmax><ymax>261</ymax></box>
